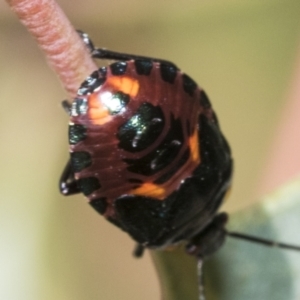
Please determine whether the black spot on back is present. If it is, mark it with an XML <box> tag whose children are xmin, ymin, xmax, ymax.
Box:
<box><xmin>110</xmin><ymin>62</ymin><xmax>127</xmax><ymax>75</ymax></box>
<box><xmin>134</xmin><ymin>59</ymin><xmax>153</xmax><ymax>75</ymax></box>
<box><xmin>154</xmin><ymin>148</ymin><xmax>190</xmax><ymax>184</ymax></box>
<box><xmin>78</xmin><ymin>177</ymin><xmax>101</xmax><ymax>196</ymax></box>
<box><xmin>200</xmin><ymin>90</ymin><xmax>211</xmax><ymax>109</ymax></box>
<box><xmin>78</xmin><ymin>70</ymin><xmax>105</xmax><ymax>95</ymax></box>
<box><xmin>90</xmin><ymin>197</ymin><xmax>107</xmax><ymax>214</ymax></box>
<box><xmin>70</xmin><ymin>151</ymin><xmax>92</xmax><ymax>172</ymax></box>
<box><xmin>182</xmin><ymin>73</ymin><xmax>197</xmax><ymax>96</ymax></box>
<box><xmin>160</xmin><ymin>63</ymin><xmax>178</xmax><ymax>83</ymax></box>
<box><xmin>211</xmin><ymin>111</ymin><xmax>220</xmax><ymax>127</ymax></box>
<box><xmin>117</xmin><ymin>103</ymin><xmax>165</xmax><ymax>152</ymax></box>
<box><xmin>69</xmin><ymin>124</ymin><xmax>87</xmax><ymax>145</ymax></box>
<box><xmin>123</xmin><ymin>115</ymin><xmax>184</xmax><ymax>176</ymax></box>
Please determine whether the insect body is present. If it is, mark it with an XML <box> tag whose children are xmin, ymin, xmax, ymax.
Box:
<box><xmin>60</xmin><ymin>32</ymin><xmax>233</xmax><ymax>257</ymax></box>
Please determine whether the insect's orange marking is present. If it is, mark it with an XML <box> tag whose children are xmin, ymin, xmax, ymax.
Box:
<box><xmin>106</xmin><ymin>76</ymin><xmax>139</xmax><ymax>98</ymax></box>
<box><xmin>189</xmin><ymin>129</ymin><xmax>200</xmax><ymax>164</ymax></box>
<box><xmin>130</xmin><ymin>183</ymin><xmax>166</xmax><ymax>200</ymax></box>
<box><xmin>88</xmin><ymin>92</ymin><xmax>111</xmax><ymax>125</ymax></box>
<box><xmin>86</xmin><ymin>76</ymin><xmax>139</xmax><ymax>125</ymax></box>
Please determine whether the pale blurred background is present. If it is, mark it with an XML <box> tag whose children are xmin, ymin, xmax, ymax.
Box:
<box><xmin>0</xmin><ymin>1</ymin><xmax>300</xmax><ymax>299</ymax></box>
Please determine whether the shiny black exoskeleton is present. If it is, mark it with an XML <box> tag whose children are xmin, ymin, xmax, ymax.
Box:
<box><xmin>60</xmin><ymin>31</ymin><xmax>233</xmax><ymax>258</ymax></box>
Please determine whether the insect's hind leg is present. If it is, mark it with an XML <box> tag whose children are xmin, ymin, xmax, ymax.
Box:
<box><xmin>77</xmin><ymin>30</ymin><xmax>177</xmax><ymax>67</ymax></box>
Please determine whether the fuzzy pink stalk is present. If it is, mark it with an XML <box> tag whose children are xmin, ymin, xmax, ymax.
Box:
<box><xmin>6</xmin><ymin>0</ymin><xmax>97</xmax><ymax>96</ymax></box>
<box><xmin>258</xmin><ymin>42</ymin><xmax>300</xmax><ymax>196</ymax></box>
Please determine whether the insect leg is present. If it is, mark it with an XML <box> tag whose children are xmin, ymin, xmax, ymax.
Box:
<box><xmin>61</xmin><ymin>100</ymin><xmax>72</xmax><ymax>115</ymax></box>
<box><xmin>76</xmin><ymin>30</ymin><xmax>177</xmax><ymax>67</ymax></box>
<box><xmin>133</xmin><ymin>243</ymin><xmax>145</xmax><ymax>258</ymax></box>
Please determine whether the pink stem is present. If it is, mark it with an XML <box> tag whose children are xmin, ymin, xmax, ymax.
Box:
<box><xmin>6</xmin><ymin>0</ymin><xmax>97</xmax><ymax>96</ymax></box>
<box><xmin>258</xmin><ymin>41</ymin><xmax>300</xmax><ymax>196</ymax></box>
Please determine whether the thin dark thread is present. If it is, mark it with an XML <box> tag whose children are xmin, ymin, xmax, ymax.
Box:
<box><xmin>227</xmin><ymin>231</ymin><xmax>300</xmax><ymax>251</ymax></box>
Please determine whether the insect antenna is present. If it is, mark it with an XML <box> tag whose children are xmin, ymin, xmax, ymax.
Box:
<box><xmin>227</xmin><ymin>231</ymin><xmax>300</xmax><ymax>251</ymax></box>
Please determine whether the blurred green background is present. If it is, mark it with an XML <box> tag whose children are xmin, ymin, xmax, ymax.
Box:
<box><xmin>0</xmin><ymin>1</ymin><xmax>300</xmax><ymax>299</ymax></box>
